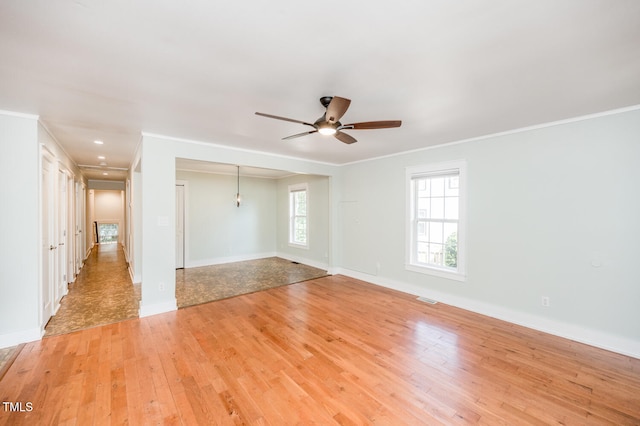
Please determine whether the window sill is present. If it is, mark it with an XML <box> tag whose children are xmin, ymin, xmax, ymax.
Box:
<box><xmin>405</xmin><ymin>264</ymin><xmax>466</xmax><ymax>282</ymax></box>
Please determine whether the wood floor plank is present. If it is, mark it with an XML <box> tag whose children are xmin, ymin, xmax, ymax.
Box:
<box><xmin>1</xmin><ymin>275</ymin><xmax>639</xmax><ymax>425</ymax></box>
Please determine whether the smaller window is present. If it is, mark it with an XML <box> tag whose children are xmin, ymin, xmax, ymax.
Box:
<box><xmin>289</xmin><ymin>183</ymin><xmax>308</xmax><ymax>248</ymax></box>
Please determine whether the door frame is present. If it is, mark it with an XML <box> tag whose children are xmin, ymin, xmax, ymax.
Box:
<box><xmin>175</xmin><ymin>180</ymin><xmax>188</xmax><ymax>269</ymax></box>
<box><xmin>55</xmin><ymin>167</ymin><xmax>68</xmax><ymax>310</ymax></box>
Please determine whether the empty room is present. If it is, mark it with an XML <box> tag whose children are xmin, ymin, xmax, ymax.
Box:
<box><xmin>1</xmin><ymin>1</ymin><xmax>639</xmax><ymax>424</ymax></box>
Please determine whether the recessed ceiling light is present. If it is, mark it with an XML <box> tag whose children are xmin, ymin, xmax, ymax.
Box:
<box><xmin>97</xmin><ymin>155</ymin><xmax>105</xmax><ymax>160</ymax></box>
<box><xmin>94</xmin><ymin>140</ymin><xmax>104</xmax><ymax>145</ymax></box>
<box><xmin>102</xmin><ymin>172</ymin><xmax>108</xmax><ymax>176</ymax></box>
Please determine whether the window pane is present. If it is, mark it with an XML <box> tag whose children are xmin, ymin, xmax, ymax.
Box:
<box><xmin>417</xmin><ymin>178</ymin><xmax>429</xmax><ymax>196</ymax></box>
<box><xmin>294</xmin><ymin>191</ymin><xmax>306</xmax><ymax>215</ymax></box>
<box><xmin>431</xmin><ymin>177</ymin><xmax>445</xmax><ymax>197</ymax></box>
<box><xmin>417</xmin><ymin>221</ymin><xmax>427</xmax><ymax>238</ymax></box>
<box><xmin>417</xmin><ymin>242</ymin><xmax>428</xmax><ymax>263</ymax></box>
<box><xmin>443</xmin><ymin>223</ymin><xmax>458</xmax><ymax>268</ymax></box>
<box><xmin>430</xmin><ymin>197</ymin><xmax>444</xmax><ymax>219</ymax></box>
<box><xmin>289</xmin><ymin>186</ymin><xmax>308</xmax><ymax>246</ymax></box>
<box><xmin>444</xmin><ymin>197</ymin><xmax>459</xmax><ymax>220</ymax></box>
<box><xmin>417</xmin><ymin>197</ymin><xmax>429</xmax><ymax>218</ymax></box>
<box><xmin>294</xmin><ymin>217</ymin><xmax>306</xmax><ymax>243</ymax></box>
<box><xmin>429</xmin><ymin>222</ymin><xmax>443</xmax><ymax>244</ymax></box>
<box><xmin>445</xmin><ymin>176</ymin><xmax>459</xmax><ymax>196</ymax></box>
<box><xmin>429</xmin><ymin>243</ymin><xmax>444</xmax><ymax>266</ymax></box>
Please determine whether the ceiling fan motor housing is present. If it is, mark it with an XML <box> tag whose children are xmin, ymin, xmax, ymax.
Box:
<box><xmin>319</xmin><ymin>96</ymin><xmax>334</xmax><ymax>108</ymax></box>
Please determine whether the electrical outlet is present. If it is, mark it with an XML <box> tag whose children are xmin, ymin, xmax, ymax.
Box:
<box><xmin>159</xmin><ymin>282</ymin><xmax>165</xmax><ymax>291</ymax></box>
<box><xmin>541</xmin><ymin>296</ymin><xmax>550</xmax><ymax>307</ymax></box>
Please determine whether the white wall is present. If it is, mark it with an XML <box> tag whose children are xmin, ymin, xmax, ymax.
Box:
<box><xmin>92</xmin><ymin>190</ymin><xmax>125</xmax><ymax>245</ymax></box>
<box><xmin>137</xmin><ymin>133</ymin><xmax>340</xmax><ymax>318</ymax></box>
<box><xmin>129</xmin><ymin>159</ymin><xmax>142</xmax><ymax>284</ymax></box>
<box><xmin>276</xmin><ymin>174</ymin><xmax>331</xmax><ymax>269</ymax></box>
<box><xmin>336</xmin><ymin>107</ymin><xmax>640</xmax><ymax>357</ymax></box>
<box><xmin>0</xmin><ymin>112</ymin><xmax>40</xmax><ymax>347</ymax></box>
<box><xmin>176</xmin><ymin>170</ymin><xmax>278</xmax><ymax>266</ymax></box>
<box><xmin>1</xmin><ymin>114</ymin><xmax>89</xmax><ymax>347</ymax></box>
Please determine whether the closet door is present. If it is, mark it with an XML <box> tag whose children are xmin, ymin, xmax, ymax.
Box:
<box><xmin>41</xmin><ymin>153</ymin><xmax>55</xmax><ymax>324</ymax></box>
<box><xmin>56</xmin><ymin>168</ymin><xmax>67</xmax><ymax>306</ymax></box>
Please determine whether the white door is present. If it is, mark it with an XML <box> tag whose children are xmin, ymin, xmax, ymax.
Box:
<box><xmin>41</xmin><ymin>154</ymin><xmax>55</xmax><ymax>324</ymax></box>
<box><xmin>67</xmin><ymin>174</ymin><xmax>75</xmax><ymax>285</ymax></box>
<box><xmin>56</xmin><ymin>169</ymin><xmax>67</xmax><ymax>306</ymax></box>
<box><xmin>75</xmin><ymin>182</ymin><xmax>85</xmax><ymax>274</ymax></box>
<box><xmin>176</xmin><ymin>184</ymin><xmax>185</xmax><ymax>269</ymax></box>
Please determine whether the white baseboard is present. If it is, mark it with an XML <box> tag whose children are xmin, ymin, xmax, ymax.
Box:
<box><xmin>0</xmin><ymin>327</ymin><xmax>43</xmax><ymax>349</ymax></box>
<box><xmin>276</xmin><ymin>252</ymin><xmax>329</xmax><ymax>272</ymax></box>
<box><xmin>186</xmin><ymin>251</ymin><xmax>330</xmax><ymax>272</ymax></box>
<box><xmin>186</xmin><ymin>252</ymin><xmax>277</xmax><ymax>268</ymax></box>
<box><xmin>139</xmin><ymin>299</ymin><xmax>177</xmax><ymax>318</ymax></box>
<box><xmin>128</xmin><ymin>267</ymin><xmax>141</xmax><ymax>285</ymax></box>
<box><xmin>336</xmin><ymin>268</ymin><xmax>640</xmax><ymax>360</ymax></box>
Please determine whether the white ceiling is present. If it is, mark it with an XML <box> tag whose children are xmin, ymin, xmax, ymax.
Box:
<box><xmin>1</xmin><ymin>1</ymin><xmax>639</xmax><ymax>181</ymax></box>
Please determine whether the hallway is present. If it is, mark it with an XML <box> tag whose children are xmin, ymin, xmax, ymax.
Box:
<box><xmin>45</xmin><ymin>243</ymin><xmax>140</xmax><ymax>336</ymax></box>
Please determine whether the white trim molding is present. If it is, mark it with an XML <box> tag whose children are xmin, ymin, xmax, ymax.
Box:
<box><xmin>139</xmin><ymin>300</ymin><xmax>177</xmax><ymax>318</ymax></box>
<box><xmin>186</xmin><ymin>252</ymin><xmax>278</xmax><ymax>269</ymax></box>
<box><xmin>335</xmin><ymin>268</ymin><xmax>640</xmax><ymax>360</ymax></box>
<box><xmin>276</xmin><ymin>252</ymin><xmax>329</xmax><ymax>272</ymax></box>
<box><xmin>0</xmin><ymin>327</ymin><xmax>43</xmax><ymax>349</ymax></box>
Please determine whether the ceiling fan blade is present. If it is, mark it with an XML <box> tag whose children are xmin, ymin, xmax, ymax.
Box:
<box><xmin>325</xmin><ymin>96</ymin><xmax>351</xmax><ymax>123</ymax></box>
<box><xmin>342</xmin><ymin>120</ymin><xmax>402</xmax><ymax>130</ymax></box>
<box><xmin>255</xmin><ymin>112</ymin><xmax>315</xmax><ymax>127</ymax></box>
<box><xmin>282</xmin><ymin>130</ymin><xmax>318</xmax><ymax>140</ymax></box>
<box><xmin>335</xmin><ymin>131</ymin><xmax>357</xmax><ymax>144</ymax></box>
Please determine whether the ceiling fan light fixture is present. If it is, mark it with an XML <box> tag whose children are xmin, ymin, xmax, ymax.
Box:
<box><xmin>318</xmin><ymin>125</ymin><xmax>336</xmax><ymax>136</ymax></box>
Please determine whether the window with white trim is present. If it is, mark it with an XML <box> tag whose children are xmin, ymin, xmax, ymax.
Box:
<box><xmin>289</xmin><ymin>183</ymin><xmax>308</xmax><ymax>248</ymax></box>
<box><xmin>406</xmin><ymin>161</ymin><xmax>466</xmax><ymax>281</ymax></box>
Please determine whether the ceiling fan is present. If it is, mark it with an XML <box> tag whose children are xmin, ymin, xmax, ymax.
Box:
<box><xmin>255</xmin><ymin>96</ymin><xmax>401</xmax><ymax>144</ymax></box>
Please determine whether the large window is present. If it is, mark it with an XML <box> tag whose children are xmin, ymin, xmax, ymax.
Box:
<box><xmin>406</xmin><ymin>161</ymin><xmax>466</xmax><ymax>281</ymax></box>
<box><xmin>289</xmin><ymin>183</ymin><xmax>308</xmax><ymax>248</ymax></box>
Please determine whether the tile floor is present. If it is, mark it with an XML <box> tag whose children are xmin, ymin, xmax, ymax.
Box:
<box><xmin>176</xmin><ymin>257</ymin><xmax>329</xmax><ymax>308</ymax></box>
<box><xmin>44</xmin><ymin>243</ymin><xmax>140</xmax><ymax>337</ymax></box>
<box><xmin>43</xmin><ymin>244</ymin><xmax>328</xmax><ymax>337</ymax></box>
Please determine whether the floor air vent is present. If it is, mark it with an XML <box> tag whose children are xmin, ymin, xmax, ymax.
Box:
<box><xmin>417</xmin><ymin>296</ymin><xmax>438</xmax><ymax>305</ymax></box>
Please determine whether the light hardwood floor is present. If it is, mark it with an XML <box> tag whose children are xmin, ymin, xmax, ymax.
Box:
<box><xmin>1</xmin><ymin>275</ymin><xmax>639</xmax><ymax>425</ymax></box>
